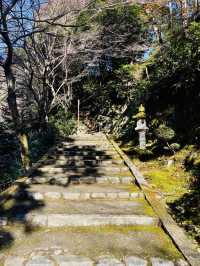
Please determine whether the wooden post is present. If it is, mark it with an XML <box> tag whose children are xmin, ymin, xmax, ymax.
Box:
<box><xmin>77</xmin><ymin>99</ymin><xmax>80</xmax><ymax>133</ymax></box>
<box><xmin>145</xmin><ymin>66</ymin><xmax>149</xmax><ymax>80</ymax></box>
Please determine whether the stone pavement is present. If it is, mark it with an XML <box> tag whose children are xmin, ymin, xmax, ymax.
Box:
<box><xmin>3</xmin><ymin>247</ymin><xmax>188</xmax><ymax>266</ymax></box>
<box><xmin>0</xmin><ymin>131</ymin><xmax>189</xmax><ymax>265</ymax></box>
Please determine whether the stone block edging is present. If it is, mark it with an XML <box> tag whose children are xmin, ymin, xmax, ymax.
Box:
<box><xmin>29</xmin><ymin>191</ymin><xmax>144</xmax><ymax>201</ymax></box>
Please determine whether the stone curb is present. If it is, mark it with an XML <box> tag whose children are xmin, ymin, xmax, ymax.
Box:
<box><xmin>27</xmin><ymin>191</ymin><xmax>144</xmax><ymax>201</ymax></box>
<box><xmin>53</xmin><ymin>146</ymin><xmax>116</xmax><ymax>151</ymax></box>
<box><xmin>40</xmin><ymin>159</ymin><xmax>124</xmax><ymax>166</ymax></box>
<box><xmin>28</xmin><ymin>214</ymin><xmax>159</xmax><ymax>227</ymax></box>
<box><xmin>30</xmin><ymin>176</ymin><xmax>133</xmax><ymax>185</ymax></box>
<box><xmin>50</xmin><ymin>150</ymin><xmax>117</xmax><ymax>156</ymax></box>
<box><xmin>37</xmin><ymin>166</ymin><xmax>128</xmax><ymax>173</ymax></box>
<box><xmin>1</xmin><ymin>214</ymin><xmax>159</xmax><ymax>227</ymax></box>
<box><xmin>46</xmin><ymin>155</ymin><xmax>122</xmax><ymax>160</ymax></box>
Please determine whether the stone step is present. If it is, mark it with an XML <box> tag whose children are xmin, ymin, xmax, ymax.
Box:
<box><xmin>50</xmin><ymin>149</ymin><xmax>117</xmax><ymax>156</ymax></box>
<box><xmin>22</xmin><ymin>214</ymin><xmax>159</xmax><ymax>227</ymax></box>
<box><xmin>59</xmin><ymin>138</ymin><xmax>112</xmax><ymax>142</ymax></box>
<box><xmin>29</xmin><ymin>175</ymin><xmax>133</xmax><ymax>185</ymax></box>
<box><xmin>54</xmin><ymin>144</ymin><xmax>114</xmax><ymax>149</ymax></box>
<box><xmin>26</xmin><ymin>191</ymin><xmax>144</xmax><ymax>201</ymax></box>
<box><xmin>40</xmin><ymin>159</ymin><xmax>124</xmax><ymax>167</ymax></box>
<box><xmin>46</xmin><ymin>154</ymin><xmax>121</xmax><ymax>161</ymax></box>
<box><xmin>2</xmin><ymin>233</ymin><xmax>185</xmax><ymax>266</ymax></box>
<box><xmin>61</xmin><ymin>139</ymin><xmax>113</xmax><ymax>147</ymax></box>
<box><xmin>3</xmin><ymin>254</ymin><xmax>185</xmax><ymax>266</ymax></box>
<box><xmin>3</xmin><ymin>197</ymin><xmax>155</xmax><ymax>218</ymax></box>
<box><xmin>56</xmin><ymin>144</ymin><xmax>114</xmax><ymax>150</ymax></box>
<box><xmin>37</xmin><ymin>166</ymin><xmax>129</xmax><ymax>174</ymax></box>
<box><xmin>67</xmin><ymin>135</ymin><xmax>107</xmax><ymax>141</ymax></box>
<box><xmin>3</xmin><ymin>255</ymin><xmax>188</xmax><ymax>266</ymax></box>
<box><xmin>27</xmin><ymin>183</ymin><xmax>141</xmax><ymax>196</ymax></box>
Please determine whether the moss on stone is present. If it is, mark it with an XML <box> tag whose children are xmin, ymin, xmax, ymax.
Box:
<box><xmin>145</xmin><ymin>168</ymin><xmax>187</xmax><ymax>196</ymax></box>
<box><xmin>4</xmin><ymin>223</ymin><xmax>182</xmax><ymax>261</ymax></box>
<box><xmin>121</xmin><ymin>184</ymin><xmax>140</xmax><ymax>192</ymax></box>
<box><xmin>51</xmin><ymin>225</ymin><xmax>160</xmax><ymax>234</ymax></box>
<box><xmin>131</xmin><ymin>149</ymin><xmax>190</xmax><ymax>202</ymax></box>
<box><xmin>47</xmin><ymin>225</ymin><xmax>181</xmax><ymax>259</ymax></box>
<box><xmin>2</xmin><ymin>198</ymin><xmax>15</xmax><ymax>211</ymax></box>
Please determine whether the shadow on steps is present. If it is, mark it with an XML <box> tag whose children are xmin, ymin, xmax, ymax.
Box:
<box><xmin>0</xmin><ymin>182</ymin><xmax>46</xmax><ymax>251</ymax></box>
<box><xmin>29</xmin><ymin>135</ymin><xmax>119</xmax><ymax>187</ymax></box>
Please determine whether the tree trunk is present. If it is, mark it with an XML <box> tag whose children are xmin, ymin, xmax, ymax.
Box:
<box><xmin>38</xmin><ymin>73</ymin><xmax>49</xmax><ymax>128</ymax></box>
<box><xmin>1</xmin><ymin>0</ymin><xmax>31</xmax><ymax>174</ymax></box>
<box><xmin>19</xmin><ymin>133</ymin><xmax>31</xmax><ymax>172</ymax></box>
<box><xmin>38</xmin><ymin>103</ymin><xmax>48</xmax><ymax>129</ymax></box>
<box><xmin>5</xmin><ymin>66</ymin><xmax>31</xmax><ymax>173</ymax></box>
<box><xmin>6</xmin><ymin>68</ymin><xmax>20</xmax><ymax>130</ymax></box>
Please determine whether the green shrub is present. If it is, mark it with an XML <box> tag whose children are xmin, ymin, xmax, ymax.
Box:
<box><xmin>49</xmin><ymin>109</ymin><xmax>77</xmax><ymax>138</ymax></box>
<box><xmin>137</xmin><ymin>149</ymin><xmax>154</xmax><ymax>161</ymax></box>
<box><xmin>129</xmin><ymin>147</ymin><xmax>154</xmax><ymax>161</ymax></box>
<box><xmin>153</xmin><ymin>124</ymin><xmax>180</xmax><ymax>155</ymax></box>
<box><xmin>0</xmin><ymin>126</ymin><xmax>22</xmax><ymax>183</ymax></box>
<box><xmin>185</xmin><ymin>150</ymin><xmax>200</xmax><ymax>175</ymax></box>
<box><xmin>29</xmin><ymin>125</ymin><xmax>55</xmax><ymax>163</ymax></box>
<box><xmin>155</xmin><ymin>124</ymin><xmax>175</xmax><ymax>142</ymax></box>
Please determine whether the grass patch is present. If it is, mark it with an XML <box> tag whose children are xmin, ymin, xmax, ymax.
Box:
<box><xmin>130</xmin><ymin>150</ymin><xmax>190</xmax><ymax>202</ymax></box>
<box><xmin>122</xmin><ymin>144</ymin><xmax>200</xmax><ymax>245</ymax></box>
<box><xmin>145</xmin><ymin>168</ymin><xmax>187</xmax><ymax>197</ymax></box>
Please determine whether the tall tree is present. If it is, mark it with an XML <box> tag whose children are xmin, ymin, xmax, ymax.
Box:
<box><xmin>18</xmin><ymin>32</ymin><xmax>75</xmax><ymax>124</ymax></box>
<box><xmin>0</xmin><ymin>0</ymin><xmax>78</xmax><ymax>171</ymax></box>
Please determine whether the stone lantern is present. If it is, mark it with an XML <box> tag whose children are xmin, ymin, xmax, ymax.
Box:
<box><xmin>134</xmin><ymin>104</ymin><xmax>149</xmax><ymax>150</ymax></box>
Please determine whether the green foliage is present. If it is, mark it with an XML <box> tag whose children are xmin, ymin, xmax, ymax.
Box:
<box><xmin>185</xmin><ymin>148</ymin><xmax>200</xmax><ymax>180</ymax></box>
<box><xmin>99</xmin><ymin>4</ymin><xmax>143</xmax><ymax>26</ymax></box>
<box><xmin>119</xmin><ymin>64</ymin><xmax>145</xmax><ymax>81</ymax></box>
<box><xmin>135</xmin><ymin>148</ymin><xmax>154</xmax><ymax>161</ymax></box>
<box><xmin>74</xmin><ymin>4</ymin><xmax>200</xmax><ymax>153</ymax></box>
<box><xmin>123</xmin><ymin>144</ymin><xmax>154</xmax><ymax>161</ymax></box>
<box><xmin>76</xmin><ymin>10</ymin><xmax>93</xmax><ymax>32</ymax></box>
<box><xmin>0</xmin><ymin>118</ymin><xmax>56</xmax><ymax>184</ymax></box>
<box><xmin>0</xmin><ymin>122</ymin><xmax>22</xmax><ymax>183</ymax></box>
<box><xmin>73</xmin><ymin>2</ymin><xmax>149</xmax><ymax>135</ymax></box>
<box><xmin>140</xmin><ymin>20</ymin><xmax>200</xmax><ymax>144</ymax></box>
<box><xmin>188</xmin><ymin>22</ymin><xmax>200</xmax><ymax>42</ymax></box>
<box><xmin>29</xmin><ymin>125</ymin><xmax>55</xmax><ymax>163</ymax></box>
<box><xmin>155</xmin><ymin>124</ymin><xmax>175</xmax><ymax>142</ymax></box>
<box><xmin>49</xmin><ymin>109</ymin><xmax>77</xmax><ymax>138</ymax></box>
<box><xmin>150</xmin><ymin>124</ymin><xmax>180</xmax><ymax>155</ymax></box>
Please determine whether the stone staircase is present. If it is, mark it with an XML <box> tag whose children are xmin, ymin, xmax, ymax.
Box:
<box><xmin>0</xmin><ymin>132</ymin><xmax>188</xmax><ymax>265</ymax></box>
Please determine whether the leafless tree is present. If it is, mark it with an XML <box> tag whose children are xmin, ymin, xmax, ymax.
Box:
<box><xmin>17</xmin><ymin>32</ymin><xmax>76</xmax><ymax>125</ymax></box>
<box><xmin>0</xmin><ymin>0</ymin><xmax>86</xmax><ymax>171</ymax></box>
